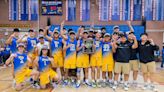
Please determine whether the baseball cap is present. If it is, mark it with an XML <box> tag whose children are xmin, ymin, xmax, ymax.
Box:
<box><xmin>104</xmin><ymin>33</ymin><xmax>110</xmax><ymax>37</ymax></box>
<box><xmin>38</xmin><ymin>35</ymin><xmax>44</xmax><ymax>39</ymax></box>
<box><xmin>42</xmin><ymin>45</ymin><xmax>49</xmax><ymax>50</ymax></box>
<box><xmin>17</xmin><ymin>43</ymin><xmax>25</xmax><ymax>48</ymax></box>
<box><xmin>113</xmin><ymin>25</ymin><xmax>119</xmax><ymax>30</ymax></box>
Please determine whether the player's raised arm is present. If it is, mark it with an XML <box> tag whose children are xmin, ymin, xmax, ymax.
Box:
<box><xmin>44</xmin><ymin>28</ymin><xmax>53</xmax><ymax>42</ymax></box>
<box><xmin>127</xmin><ymin>21</ymin><xmax>134</xmax><ymax>32</ymax></box>
<box><xmin>5</xmin><ymin>33</ymin><xmax>15</xmax><ymax>45</ymax></box>
<box><xmin>132</xmin><ymin>35</ymin><xmax>138</xmax><ymax>49</ymax></box>
<box><xmin>17</xmin><ymin>33</ymin><xmax>28</xmax><ymax>43</ymax></box>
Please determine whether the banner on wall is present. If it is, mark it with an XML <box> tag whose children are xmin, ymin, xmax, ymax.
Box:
<box><xmin>66</xmin><ymin>0</ymin><xmax>76</xmax><ymax>21</ymax></box>
<box><xmin>80</xmin><ymin>0</ymin><xmax>90</xmax><ymax>21</ymax></box>
<box><xmin>29</xmin><ymin>0</ymin><xmax>38</xmax><ymax>21</ymax></box>
<box><xmin>9</xmin><ymin>0</ymin><xmax>19</xmax><ymax>20</ymax></box>
<box><xmin>133</xmin><ymin>0</ymin><xmax>142</xmax><ymax>20</ymax></box>
<box><xmin>111</xmin><ymin>0</ymin><xmax>120</xmax><ymax>20</ymax></box>
<box><xmin>144</xmin><ymin>0</ymin><xmax>153</xmax><ymax>20</ymax></box>
<box><xmin>20</xmin><ymin>0</ymin><xmax>29</xmax><ymax>20</ymax></box>
<box><xmin>99</xmin><ymin>0</ymin><xmax>109</xmax><ymax>21</ymax></box>
<box><xmin>122</xmin><ymin>0</ymin><xmax>131</xmax><ymax>20</ymax></box>
<box><xmin>41</xmin><ymin>0</ymin><xmax>62</xmax><ymax>15</ymax></box>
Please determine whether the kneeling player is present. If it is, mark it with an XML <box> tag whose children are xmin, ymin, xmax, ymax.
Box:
<box><xmin>5</xmin><ymin>43</ymin><xmax>39</xmax><ymax>91</ymax></box>
<box><xmin>34</xmin><ymin>45</ymin><xmax>58</xmax><ymax>89</ymax></box>
<box><xmin>102</xmin><ymin>33</ymin><xmax>115</xmax><ymax>87</ymax></box>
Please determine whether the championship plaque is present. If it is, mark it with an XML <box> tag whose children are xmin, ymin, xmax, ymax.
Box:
<box><xmin>83</xmin><ymin>38</ymin><xmax>95</xmax><ymax>54</ymax></box>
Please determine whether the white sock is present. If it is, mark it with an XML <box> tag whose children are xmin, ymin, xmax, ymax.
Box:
<box><xmin>114</xmin><ymin>81</ymin><xmax>117</xmax><ymax>85</ymax></box>
<box><xmin>96</xmin><ymin>79</ymin><xmax>100</xmax><ymax>83</ymax></box>
<box><xmin>108</xmin><ymin>79</ymin><xmax>112</xmax><ymax>83</ymax></box>
<box><xmin>92</xmin><ymin>80</ymin><xmax>95</xmax><ymax>83</ymax></box>
<box><xmin>103</xmin><ymin>79</ymin><xmax>106</xmax><ymax>82</ymax></box>
<box><xmin>85</xmin><ymin>79</ymin><xmax>89</xmax><ymax>83</ymax></box>
<box><xmin>77</xmin><ymin>80</ymin><xmax>81</xmax><ymax>84</ymax></box>
<box><xmin>124</xmin><ymin>81</ymin><xmax>128</xmax><ymax>86</ymax></box>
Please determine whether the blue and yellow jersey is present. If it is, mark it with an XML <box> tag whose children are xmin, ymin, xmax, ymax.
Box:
<box><xmin>51</xmin><ymin>38</ymin><xmax>63</xmax><ymax>56</ymax></box>
<box><xmin>77</xmin><ymin>39</ymin><xmax>83</xmax><ymax>55</ymax></box>
<box><xmin>26</xmin><ymin>37</ymin><xmax>38</xmax><ymax>53</ymax></box>
<box><xmin>10</xmin><ymin>37</ymin><xmax>18</xmax><ymax>53</ymax></box>
<box><xmin>92</xmin><ymin>39</ymin><xmax>102</xmax><ymax>57</ymax></box>
<box><xmin>65</xmin><ymin>39</ymin><xmax>77</xmax><ymax>58</ymax></box>
<box><xmin>38</xmin><ymin>56</ymin><xmax>51</xmax><ymax>72</ymax></box>
<box><xmin>13</xmin><ymin>53</ymin><xmax>28</xmax><ymax>73</ymax></box>
<box><xmin>102</xmin><ymin>42</ymin><xmax>114</xmax><ymax>64</ymax></box>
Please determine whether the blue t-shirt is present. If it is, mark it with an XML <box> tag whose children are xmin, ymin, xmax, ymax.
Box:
<box><xmin>162</xmin><ymin>49</ymin><xmax>164</xmax><ymax>58</ymax></box>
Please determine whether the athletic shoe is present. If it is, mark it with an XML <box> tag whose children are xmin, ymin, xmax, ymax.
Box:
<box><xmin>150</xmin><ymin>85</ymin><xmax>158</xmax><ymax>92</ymax></box>
<box><xmin>101</xmin><ymin>81</ymin><xmax>107</xmax><ymax>87</ymax></box>
<box><xmin>97</xmin><ymin>81</ymin><xmax>102</xmax><ymax>88</ymax></box>
<box><xmin>32</xmin><ymin>83</ymin><xmax>40</xmax><ymax>89</ymax></box>
<box><xmin>63</xmin><ymin>79</ymin><xmax>68</xmax><ymax>86</ymax></box>
<box><xmin>75</xmin><ymin>82</ymin><xmax>81</xmax><ymax>88</ymax></box>
<box><xmin>85</xmin><ymin>81</ymin><xmax>92</xmax><ymax>87</ymax></box>
<box><xmin>91</xmin><ymin>82</ymin><xmax>97</xmax><ymax>88</ymax></box>
<box><xmin>52</xmin><ymin>82</ymin><xmax>57</xmax><ymax>88</ymax></box>
<box><xmin>142</xmin><ymin>84</ymin><xmax>148</xmax><ymax>90</ymax></box>
<box><xmin>124</xmin><ymin>84</ymin><xmax>129</xmax><ymax>91</ymax></box>
<box><xmin>112</xmin><ymin>84</ymin><xmax>117</xmax><ymax>90</ymax></box>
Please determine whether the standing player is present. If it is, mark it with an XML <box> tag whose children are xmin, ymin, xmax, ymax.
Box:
<box><xmin>5</xmin><ymin>28</ymin><xmax>20</xmax><ymax>53</ymax></box>
<box><xmin>63</xmin><ymin>30</ymin><xmax>77</xmax><ymax>86</ymax></box>
<box><xmin>138</xmin><ymin>33</ymin><xmax>158</xmax><ymax>92</ymax></box>
<box><xmin>112</xmin><ymin>33</ymin><xmax>138</xmax><ymax>91</ymax></box>
<box><xmin>34</xmin><ymin>45</ymin><xmax>58</xmax><ymax>89</ymax></box>
<box><xmin>44</xmin><ymin>29</ymin><xmax>65</xmax><ymax>82</ymax></box>
<box><xmin>90</xmin><ymin>30</ymin><xmax>102</xmax><ymax>87</ymax></box>
<box><xmin>5</xmin><ymin>43</ymin><xmax>39</xmax><ymax>91</ymax></box>
<box><xmin>76</xmin><ymin>30</ymin><xmax>91</xmax><ymax>88</ymax></box>
<box><xmin>101</xmin><ymin>33</ymin><xmax>115</xmax><ymax>87</ymax></box>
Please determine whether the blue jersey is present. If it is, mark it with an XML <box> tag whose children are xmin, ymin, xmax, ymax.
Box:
<box><xmin>13</xmin><ymin>53</ymin><xmax>28</xmax><ymax>73</ymax></box>
<box><xmin>102</xmin><ymin>42</ymin><xmax>112</xmax><ymax>56</ymax></box>
<box><xmin>162</xmin><ymin>49</ymin><xmax>164</xmax><ymax>58</ymax></box>
<box><xmin>51</xmin><ymin>38</ymin><xmax>63</xmax><ymax>55</ymax></box>
<box><xmin>77</xmin><ymin>39</ymin><xmax>83</xmax><ymax>54</ymax></box>
<box><xmin>38</xmin><ymin>56</ymin><xmax>51</xmax><ymax>72</ymax></box>
<box><xmin>65</xmin><ymin>39</ymin><xmax>77</xmax><ymax>57</ymax></box>
<box><xmin>94</xmin><ymin>39</ymin><xmax>102</xmax><ymax>51</ymax></box>
<box><xmin>26</xmin><ymin>37</ymin><xmax>38</xmax><ymax>52</ymax></box>
<box><xmin>3</xmin><ymin>45</ymin><xmax>11</xmax><ymax>55</ymax></box>
<box><xmin>10</xmin><ymin>37</ymin><xmax>17</xmax><ymax>53</ymax></box>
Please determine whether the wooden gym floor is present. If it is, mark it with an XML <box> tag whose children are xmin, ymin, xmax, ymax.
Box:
<box><xmin>0</xmin><ymin>62</ymin><xmax>164</xmax><ymax>92</ymax></box>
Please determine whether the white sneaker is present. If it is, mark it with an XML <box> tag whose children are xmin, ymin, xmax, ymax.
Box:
<box><xmin>112</xmin><ymin>84</ymin><xmax>117</xmax><ymax>90</ymax></box>
<box><xmin>142</xmin><ymin>84</ymin><xmax>148</xmax><ymax>90</ymax></box>
<box><xmin>150</xmin><ymin>85</ymin><xmax>158</xmax><ymax>92</ymax></box>
<box><xmin>124</xmin><ymin>84</ymin><xmax>129</xmax><ymax>91</ymax></box>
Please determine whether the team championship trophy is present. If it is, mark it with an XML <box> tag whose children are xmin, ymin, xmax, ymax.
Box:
<box><xmin>83</xmin><ymin>38</ymin><xmax>95</xmax><ymax>54</ymax></box>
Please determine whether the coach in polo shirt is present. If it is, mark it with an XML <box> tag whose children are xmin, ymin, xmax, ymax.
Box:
<box><xmin>138</xmin><ymin>33</ymin><xmax>158</xmax><ymax>91</ymax></box>
<box><xmin>112</xmin><ymin>33</ymin><xmax>138</xmax><ymax>91</ymax></box>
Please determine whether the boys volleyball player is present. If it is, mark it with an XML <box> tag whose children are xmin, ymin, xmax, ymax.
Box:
<box><xmin>34</xmin><ymin>45</ymin><xmax>58</xmax><ymax>89</ymax></box>
<box><xmin>63</xmin><ymin>30</ymin><xmax>77</xmax><ymax>85</ymax></box>
<box><xmin>76</xmin><ymin>30</ymin><xmax>91</xmax><ymax>88</ymax></box>
<box><xmin>138</xmin><ymin>33</ymin><xmax>158</xmax><ymax>92</ymax></box>
<box><xmin>112</xmin><ymin>33</ymin><xmax>138</xmax><ymax>91</ymax></box>
<box><xmin>17</xmin><ymin>29</ymin><xmax>38</xmax><ymax>69</ymax></box>
<box><xmin>44</xmin><ymin>29</ymin><xmax>65</xmax><ymax>82</ymax></box>
<box><xmin>5</xmin><ymin>43</ymin><xmax>39</xmax><ymax>91</ymax></box>
<box><xmin>102</xmin><ymin>33</ymin><xmax>115</xmax><ymax>87</ymax></box>
<box><xmin>90</xmin><ymin>30</ymin><xmax>102</xmax><ymax>87</ymax></box>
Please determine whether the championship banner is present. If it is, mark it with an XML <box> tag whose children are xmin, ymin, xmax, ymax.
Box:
<box><xmin>29</xmin><ymin>0</ymin><xmax>38</xmax><ymax>21</ymax></box>
<box><xmin>66</xmin><ymin>0</ymin><xmax>76</xmax><ymax>21</ymax></box>
<box><xmin>99</xmin><ymin>0</ymin><xmax>109</xmax><ymax>21</ymax></box>
<box><xmin>41</xmin><ymin>0</ymin><xmax>62</xmax><ymax>15</ymax></box>
<box><xmin>154</xmin><ymin>0</ymin><xmax>163</xmax><ymax>20</ymax></box>
<box><xmin>9</xmin><ymin>0</ymin><xmax>19</xmax><ymax>20</ymax></box>
<box><xmin>80</xmin><ymin>0</ymin><xmax>90</xmax><ymax>21</ymax></box>
<box><xmin>133</xmin><ymin>0</ymin><xmax>142</xmax><ymax>20</ymax></box>
<box><xmin>111</xmin><ymin>0</ymin><xmax>120</xmax><ymax>20</ymax></box>
<box><xmin>20</xmin><ymin>0</ymin><xmax>29</xmax><ymax>20</ymax></box>
<box><xmin>162</xmin><ymin>0</ymin><xmax>164</xmax><ymax>20</ymax></box>
<box><xmin>144</xmin><ymin>0</ymin><xmax>153</xmax><ymax>20</ymax></box>
<box><xmin>122</xmin><ymin>0</ymin><xmax>131</xmax><ymax>20</ymax></box>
